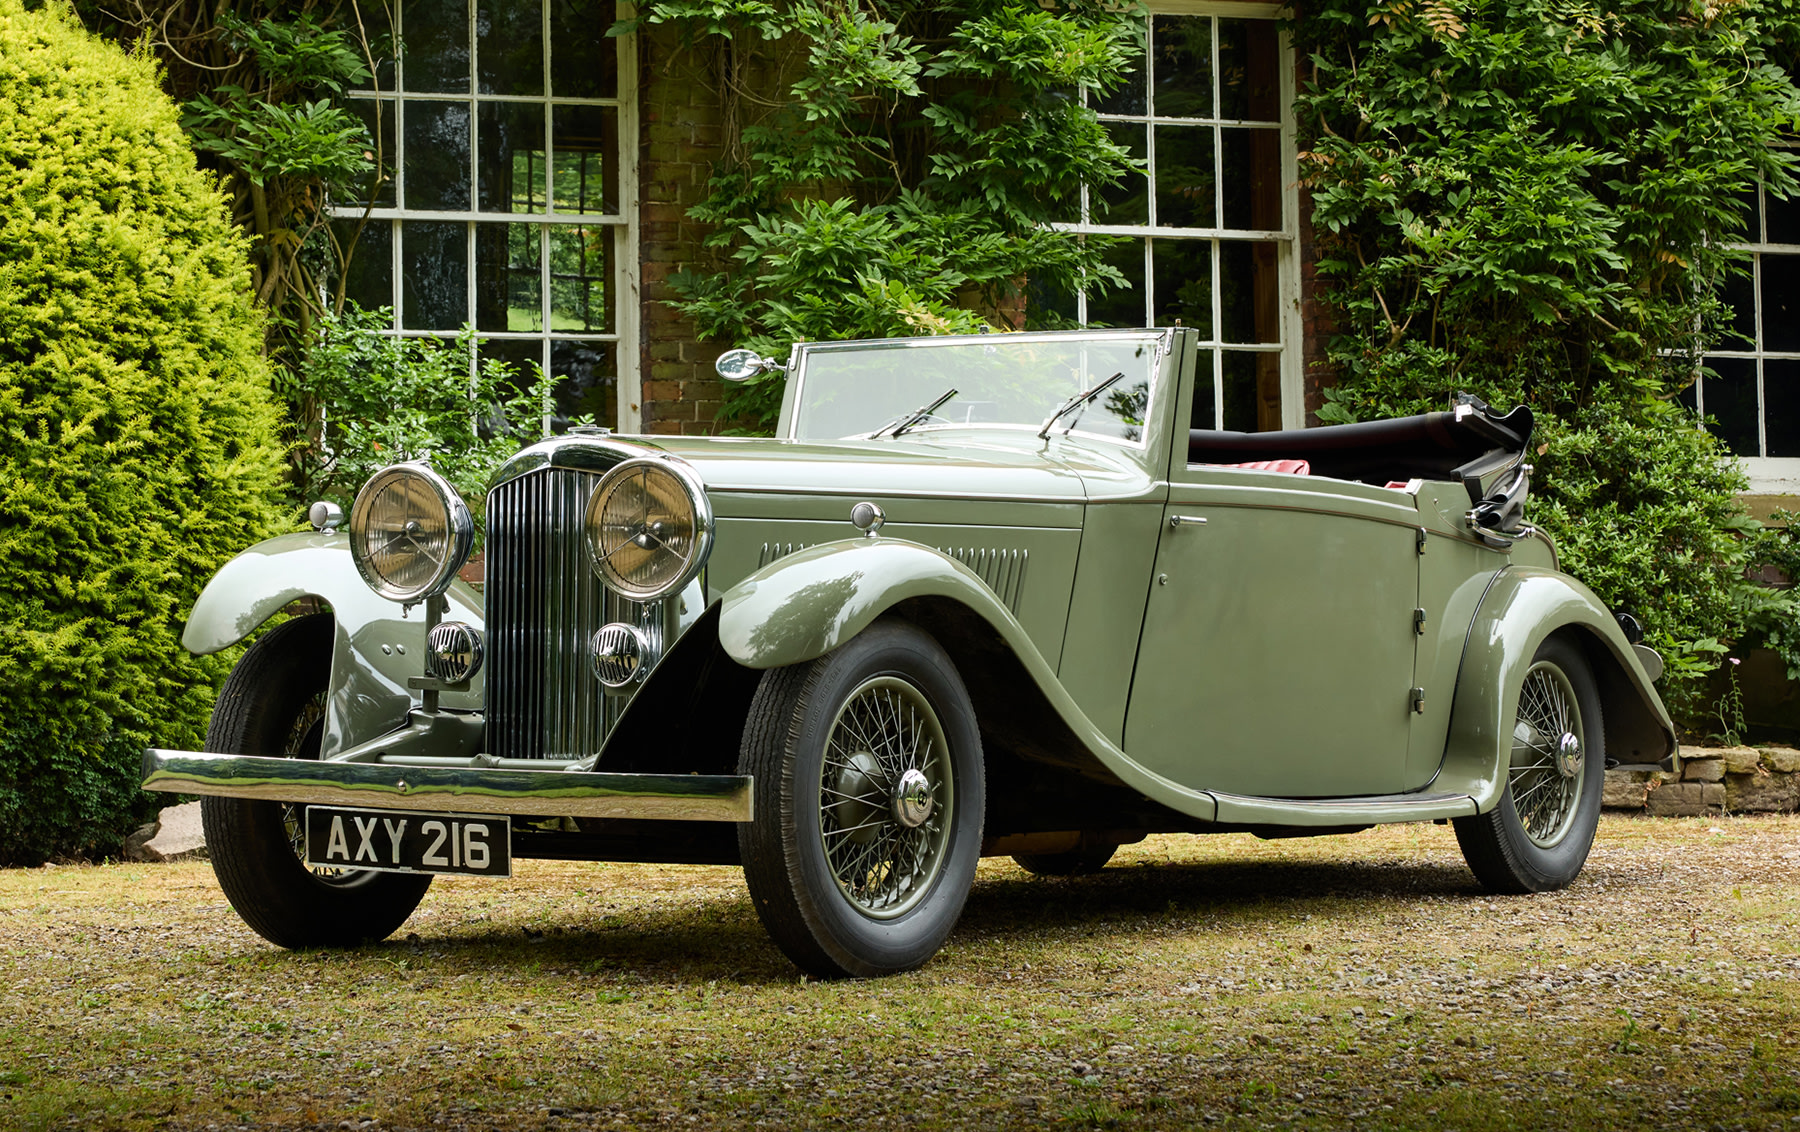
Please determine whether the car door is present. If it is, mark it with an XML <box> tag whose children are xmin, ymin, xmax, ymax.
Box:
<box><xmin>1122</xmin><ymin>469</ymin><xmax>1425</xmax><ymax>798</ymax></box>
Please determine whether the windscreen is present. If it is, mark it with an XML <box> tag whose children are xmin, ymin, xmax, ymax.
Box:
<box><xmin>791</xmin><ymin>334</ymin><xmax>1162</xmax><ymax>445</ymax></box>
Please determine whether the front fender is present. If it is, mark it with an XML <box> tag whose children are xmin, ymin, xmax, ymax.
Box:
<box><xmin>183</xmin><ymin>531</ymin><xmax>484</xmax><ymax>756</ymax></box>
<box><xmin>719</xmin><ymin>538</ymin><xmax>1221</xmax><ymax>823</ymax></box>
<box><xmin>1439</xmin><ymin>566</ymin><xmax>1677</xmax><ymax>811</ymax></box>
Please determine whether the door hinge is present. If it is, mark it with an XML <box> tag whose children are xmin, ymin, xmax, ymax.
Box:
<box><xmin>1413</xmin><ymin>608</ymin><xmax>1427</xmax><ymax>635</ymax></box>
<box><xmin>1416</xmin><ymin>527</ymin><xmax>1429</xmax><ymax>555</ymax></box>
<box><xmin>1410</xmin><ymin>687</ymin><xmax>1427</xmax><ymax>714</ymax></box>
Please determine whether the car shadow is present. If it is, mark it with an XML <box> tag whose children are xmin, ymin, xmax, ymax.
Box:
<box><xmin>355</xmin><ymin>849</ymin><xmax>1489</xmax><ymax>985</ymax></box>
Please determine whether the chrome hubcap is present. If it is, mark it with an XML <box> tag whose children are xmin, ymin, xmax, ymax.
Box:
<box><xmin>1509</xmin><ymin>661</ymin><xmax>1585</xmax><ymax>848</ymax></box>
<box><xmin>1556</xmin><ymin>731</ymin><xmax>1582</xmax><ymax>779</ymax></box>
<box><xmin>818</xmin><ymin>676</ymin><xmax>953</xmax><ymax>920</ymax></box>
<box><xmin>892</xmin><ymin>768</ymin><xmax>934</xmax><ymax>828</ymax></box>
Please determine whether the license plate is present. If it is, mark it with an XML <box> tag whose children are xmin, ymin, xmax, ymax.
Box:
<box><xmin>304</xmin><ymin>806</ymin><xmax>511</xmax><ymax>877</ymax></box>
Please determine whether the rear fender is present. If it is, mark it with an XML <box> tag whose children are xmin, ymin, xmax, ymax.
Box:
<box><xmin>718</xmin><ymin>538</ymin><xmax>1220</xmax><ymax>822</ymax></box>
<box><xmin>182</xmin><ymin>532</ymin><xmax>484</xmax><ymax>755</ymax></box>
<box><xmin>1439</xmin><ymin>567</ymin><xmax>1676</xmax><ymax>811</ymax></box>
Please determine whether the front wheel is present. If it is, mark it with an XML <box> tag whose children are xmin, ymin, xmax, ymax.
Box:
<box><xmin>201</xmin><ymin>614</ymin><xmax>431</xmax><ymax>948</ymax></box>
<box><xmin>1453</xmin><ymin>634</ymin><xmax>1605</xmax><ymax>894</ymax></box>
<box><xmin>738</xmin><ymin>619</ymin><xmax>985</xmax><ymax>978</ymax></box>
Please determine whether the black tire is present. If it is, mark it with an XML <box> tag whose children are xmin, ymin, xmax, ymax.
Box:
<box><xmin>1453</xmin><ymin>634</ymin><xmax>1605</xmax><ymax>894</ymax></box>
<box><xmin>1013</xmin><ymin>844</ymin><xmax>1117</xmax><ymax>877</ymax></box>
<box><xmin>738</xmin><ymin>619</ymin><xmax>985</xmax><ymax>978</ymax></box>
<box><xmin>201</xmin><ymin>614</ymin><xmax>431</xmax><ymax>948</ymax></box>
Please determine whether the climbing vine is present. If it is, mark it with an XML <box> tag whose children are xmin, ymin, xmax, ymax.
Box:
<box><xmin>617</xmin><ymin>0</ymin><xmax>1144</xmax><ymax>430</ymax></box>
<box><xmin>1291</xmin><ymin>0</ymin><xmax>1800</xmax><ymax>717</ymax></box>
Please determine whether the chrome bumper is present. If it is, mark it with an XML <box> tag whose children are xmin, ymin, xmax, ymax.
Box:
<box><xmin>141</xmin><ymin>749</ymin><xmax>754</xmax><ymax>823</ymax></box>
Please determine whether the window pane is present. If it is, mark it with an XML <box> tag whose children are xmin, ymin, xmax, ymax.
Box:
<box><xmin>1025</xmin><ymin>270</ymin><xmax>1077</xmax><ymax>330</ymax></box>
<box><xmin>1762</xmin><ymin>254</ymin><xmax>1800</xmax><ymax>353</ymax></box>
<box><xmin>1767</xmin><ymin>360</ymin><xmax>1800</xmax><ymax>456</ymax></box>
<box><xmin>1702</xmin><ymin>356</ymin><xmax>1760</xmax><ymax>457</ymax></box>
<box><xmin>402</xmin><ymin>221</ymin><xmax>469</xmax><ymax>329</ymax></box>
<box><xmin>1767</xmin><ymin>188</ymin><xmax>1800</xmax><ymax>247</ymax></box>
<box><xmin>1191</xmin><ymin>348</ymin><xmax>1217</xmax><ymax>429</ymax></box>
<box><xmin>344</xmin><ymin>98</ymin><xmax>396</xmax><ymax>208</ymax></box>
<box><xmin>1218</xmin><ymin>18</ymin><xmax>1279</xmax><ymax>121</ymax></box>
<box><xmin>478</xmin><ymin>0</ymin><xmax>544</xmax><ymax>95</ymax></box>
<box><xmin>550</xmin><ymin>226</ymin><xmax>614</xmax><ymax>332</ymax></box>
<box><xmin>480</xmin><ymin>337</ymin><xmax>544</xmax><ymax>389</ymax></box>
<box><xmin>1152</xmin><ymin>238</ymin><xmax>1211</xmax><ymax>337</ymax></box>
<box><xmin>1094</xmin><ymin>20</ymin><xmax>1147</xmax><ymax>115</ymax></box>
<box><xmin>1737</xmin><ymin>185</ymin><xmax>1762</xmax><ymax>244</ymax></box>
<box><xmin>1154</xmin><ymin>125</ymin><xmax>1215</xmax><ymax>229</ymax></box>
<box><xmin>552</xmin><ymin>105</ymin><xmax>619</xmax><ymax>214</ymax></box>
<box><xmin>1221</xmin><ymin>127</ymin><xmax>1282</xmax><ymax>231</ymax></box>
<box><xmin>1221</xmin><ymin>349</ymin><xmax>1261</xmax><ymax>431</ymax></box>
<box><xmin>475</xmin><ymin>223</ymin><xmax>540</xmax><ymax>332</ymax></box>
<box><xmin>552</xmin><ymin>339</ymin><xmax>619</xmax><ymax>430</ymax></box>
<box><xmin>478</xmin><ymin>102</ymin><xmax>546</xmax><ymax>212</ymax></box>
<box><xmin>333</xmin><ymin>219</ymin><xmax>393</xmax><ymax>312</ymax></box>
<box><xmin>362</xmin><ymin>1</ymin><xmax>396</xmax><ymax>91</ymax></box>
<box><xmin>1086</xmin><ymin>237</ymin><xmax>1146</xmax><ymax>328</ymax></box>
<box><xmin>401</xmin><ymin>0</ymin><xmax>470</xmax><ymax>93</ymax></box>
<box><xmin>550</xmin><ymin>0</ymin><xmax>618</xmax><ymax>98</ymax></box>
<box><xmin>1153</xmin><ymin>15</ymin><xmax>1211</xmax><ymax>119</ymax></box>
<box><xmin>1220</xmin><ymin>240</ymin><xmax>1279</xmax><ymax>344</ymax></box>
<box><xmin>1096</xmin><ymin>121</ymin><xmax>1148</xmax><ymax>226</ymax></box>
<box><xmin>404</xmin><ymin>101</ymin><xmax>471</xmax><ymax>210</ymax></box>
<box><xmin>1720</xmin><ymin>265</ymin><xmax>1755</xmax><ymax>348</ymax></box>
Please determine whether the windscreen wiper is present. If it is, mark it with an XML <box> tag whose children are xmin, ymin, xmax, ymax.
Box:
<box><xmin>870</xmin><ymin>387</ymin><xmax>959</xmax><ymax>439</ymax></box>
<box><xmin>1037</xmin><ymin>371</ymin><xmax>1125</xmax><ymax>440</ymax></box>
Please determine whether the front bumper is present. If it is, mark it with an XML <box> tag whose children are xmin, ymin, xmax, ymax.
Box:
<box><xmin>141</xmin><ymin>749</ymin><xmax>754</xmax><ymax>823</ymax></box>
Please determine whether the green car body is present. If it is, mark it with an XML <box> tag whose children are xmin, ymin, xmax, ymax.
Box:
<box><xmin>147</xmin><ymin>327</ymin><xmax>1675</xmax><ymax>974</ymax></box>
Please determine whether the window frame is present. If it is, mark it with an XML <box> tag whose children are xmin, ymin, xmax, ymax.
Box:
<box><xmin>1697</xmin><ymin>154</ymin><xmax>1800</xmax><ymax>494</ymax></box>
<box><xmin>1056</xmin><ymin>0</ymin><xmax>1302</xmax><ymax>431</ymax></box>
<box><xmin>328</xmin><ymin>1</ymin><xmax>641</xmax><ymax>433</ymax></box>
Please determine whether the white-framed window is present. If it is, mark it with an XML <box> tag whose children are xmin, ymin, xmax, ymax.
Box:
<box><xmin>1045</xmin><ymin>0</ymin><xmax>1300</xmax><ymax>432</ymax></box>
<box><xmin>329</xmin><ymin>0</ymin><xmax>640</xmax><ymax>432</ymax></box>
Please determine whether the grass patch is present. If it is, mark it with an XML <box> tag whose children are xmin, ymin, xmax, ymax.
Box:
<box><xmin>3</xmin><ymin>815</ymin><xmax>1799</xmax><ymax>1129</ymax></box>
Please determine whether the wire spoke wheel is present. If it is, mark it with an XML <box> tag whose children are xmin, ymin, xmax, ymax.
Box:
<box><xmin>1509</xmin><ymin>660</ymin><xmax>1585</xmax><ymax>848</ymax></box>
<box><xmin>1453</xmin><ymin>634</ymin><xmax>1606</xmax><ymax>895</ymax></box>
<box><xmin>271</xmin><ymin>691</ymin><xmax>356</xmax><ymax>882</ymax></box>
<box><xmin>818</xmin><ymin>676</ymin><xmax>953</xmax><ymax>920</ymax></box>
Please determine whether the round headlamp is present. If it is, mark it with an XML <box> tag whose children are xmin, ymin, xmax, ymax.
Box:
<box><xmin>585</xmin><ymin>456</ymin><xmax>713</xmax><ymax>600</ymax></box>
<box><xmin>349</xmin><ymin>462</ymin><xmax>474</xmax><ymax>602</ymax></box>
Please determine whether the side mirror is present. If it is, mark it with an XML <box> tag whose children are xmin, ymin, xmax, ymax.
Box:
<box><xmin>716</xmin><ymin>348</ymin><xmax>785</xmax><ymax>383</ymax></box>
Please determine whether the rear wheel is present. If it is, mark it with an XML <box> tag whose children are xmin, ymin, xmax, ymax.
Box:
<box><xmin>1453</xmin><ymin>634</ymin><xmax>1605</xmax><ymax>894</ymax></box>
<box><xmin>201</xmin><ymin>614</ymin><xmax>431</xmax><ymax>947</ymax></box>
<box><xmin>738</xmin><ymin>620</ymin><xmax>984</xmax><ymax>978</ymax></box>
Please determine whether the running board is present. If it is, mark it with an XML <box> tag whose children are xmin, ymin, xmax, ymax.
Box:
<box><xmin>1207</xmin><ymin>790</ymin><xmax>1476</xmax><ymax>826</ymax></box>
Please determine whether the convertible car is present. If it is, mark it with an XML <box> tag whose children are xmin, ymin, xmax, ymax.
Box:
<box><xmin>144</xmin><ymin>327</ymin><xmax>1676</xmax><ymax>977</ymax></box>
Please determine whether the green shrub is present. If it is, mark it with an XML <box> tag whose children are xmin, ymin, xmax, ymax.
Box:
<box><xmin>1291</xmin><ymin>0</ymin><xmax>1800</xmax><ymax>720</ymax></box>
<box><xmin>0</xmin><ymin>0</ymin><xmax>287</xmax><ymax>864</ymax></box>
<box><xmin>287</xmin><ymin>304</ymin><xmax>563</xmax><ymax>536</ymax></box>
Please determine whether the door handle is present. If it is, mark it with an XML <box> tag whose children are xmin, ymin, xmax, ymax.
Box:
<box><xmin>1168</xmin><ymin>515</ymin><xmax>1207</xmax><ymax>529</ymax></box>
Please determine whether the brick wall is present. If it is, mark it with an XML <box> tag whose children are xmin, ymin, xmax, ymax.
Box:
<box><xmin>636</xmin><ymin>24</ymin><xmax>728</xmax><ymax>436</ymax></box>
<box><xmin>1296</xmin><ymin>182</ymin><xmax>1337</xmax><ymax>427</ymax></box>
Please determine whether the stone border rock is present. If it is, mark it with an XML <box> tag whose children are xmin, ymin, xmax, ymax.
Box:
<box><xmin>1603</xmin><ymin>746</ymin><xmax>1800</xmax><ymax>817</ymax></box>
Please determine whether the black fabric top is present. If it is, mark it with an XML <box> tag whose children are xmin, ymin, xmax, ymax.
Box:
<box><xmin>1189</xmin><ymin>404</ymin><xmax>1532</xmax><ymax>487</ymax></box>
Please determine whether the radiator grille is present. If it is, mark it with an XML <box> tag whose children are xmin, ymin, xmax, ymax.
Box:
<box><xmin>485</xmin><ymin>468</ymin><xmax>638</xmax><ymax>759</ymax></box>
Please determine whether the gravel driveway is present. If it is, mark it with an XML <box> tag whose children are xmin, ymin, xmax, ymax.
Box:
<box><xmin>3</xmin><ymin>814</ymin><xmax>1797</xmax><ymax>1130</ymax></box>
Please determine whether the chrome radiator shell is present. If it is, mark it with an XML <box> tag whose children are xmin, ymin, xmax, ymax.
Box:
<box><xmin>484</xmin><ymin>466</ymin><xmax>643</xmax><ymax>759</ymax></box>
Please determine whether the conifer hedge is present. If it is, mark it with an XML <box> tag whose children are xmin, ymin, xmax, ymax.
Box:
<box><xmin>0</xmin><ymin>0</ymin><xmax>287</xmax><ymax>863</ymax></box>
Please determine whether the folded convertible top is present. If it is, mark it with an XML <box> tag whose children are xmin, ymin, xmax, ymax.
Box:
<box><xmin>1189</xmin><ymin>399</ymin><xmax>1533</xmax><ymax>497</ymax></box>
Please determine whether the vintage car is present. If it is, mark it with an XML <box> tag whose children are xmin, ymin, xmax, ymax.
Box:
<box><xmin>144</xmin><ymin>327</ymin><xmax>1677</xmax><ymax>977</ymax></box>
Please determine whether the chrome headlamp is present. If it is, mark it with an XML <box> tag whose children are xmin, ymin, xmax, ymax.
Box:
<box><xmin>585</xmin><ymin>455</ymin><xmax>713</xmax><ymax>601</ymax></box>
<box><xmin>348</xmin><ymin>462</ymin><xmax>474</xmax><ymax>602</ymax></box>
